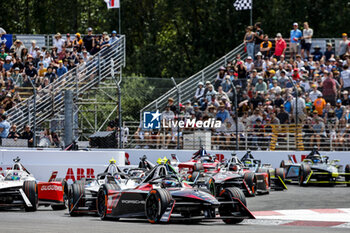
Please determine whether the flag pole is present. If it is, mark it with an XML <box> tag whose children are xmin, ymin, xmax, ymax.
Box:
<box><xmin>250</xmin><ymin>0</ymin><xmax>253</xmax><ymax>26</ymax></box>
<box><xmin>118</xmin><ymin>2</ymin><xmax>121</xmax><ymax>34</ymax></box>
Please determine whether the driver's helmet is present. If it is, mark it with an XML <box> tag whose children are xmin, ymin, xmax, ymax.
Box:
<box><xmin>229</xmin><ymin>163</ymin><xmax>238</xmax><ymax>171</ymax></box>
<box><xmin>312</xmin><ymin>155</ymin><xmax>321</xmax><ymax>163</ymax></box>
<box><xmin>11</xmin><ymin>172</ymin><xmax>20</xmax><ymax>180</ymax></box>
<box><xmin>163</xmin><ymin>180</ymin><xmax>177</xmax><ymax>187</ymax></box>
<box><xmin>243</xmin><ymin>160</ymin><xmax>252</xmax><ymax>167</ymax></box>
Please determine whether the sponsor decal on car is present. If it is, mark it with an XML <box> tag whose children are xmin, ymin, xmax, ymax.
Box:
<box><xmin>41</xmin><ymin>185</ymin><xmax>63</xmax><ymax>191</ymax></box>
<box><xmin>121</xmin><ymin>200</ymin><xmax>145</xmax><ymax>204</ymax></box>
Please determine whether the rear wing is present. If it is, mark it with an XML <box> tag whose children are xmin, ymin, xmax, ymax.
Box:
<box><xmin>48</xmin><ymin>171</ymin><xmax>58</xmax><ymax>182</ymax></box>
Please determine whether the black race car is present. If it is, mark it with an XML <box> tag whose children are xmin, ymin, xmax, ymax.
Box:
<box><xmin>96</xmin><ymin>162</ymin><xmax>255</xmax><ymax>224</ymax></box>
<box><xmin>241</xmin><ymin>151</ymin><xmax>287</xmax><ymax>190</ymax></box>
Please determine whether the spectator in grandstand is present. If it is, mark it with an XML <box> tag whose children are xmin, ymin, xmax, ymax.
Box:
<box><xmin>216</xmin><ymin>104</ymin><xmax>229</xmax><ymax>123</ymax></box>
<box><xmin>254</xmin><ymin>52</ymin><xmax>263</xmax><ymax>72</ymax></box>
<box><xmin>290</xmin><ymin>23</ymin><xmax>302</xmax><ymax>59</ymax></box>
<box><xmin>0</xmin><ymin>48</ymin><xmax>7</xmax><ymax>60</ymax></box>
<box><xmin>253</xmin><ymin>22</ymin><xmax>264</xmax><ymax>57</ymax></box>
<box><xmin>274</xmin><ymin>33</ymin><xmax>287</xmax><ymax>60</ymax></box>
<box><xmin>7</xmin><ymin>124</ymin><xmax>20</xmax><ymax>140</ymax></box>
<box><xmin>255</xmin><ymin>77</ymin><xmax>267</xmax><ymax>92</ymax></box>
<box><xmin>300</xmin><ymin>22</ymin><xmax>313</xmax><ymax>59</ymax></box>
<box><xmin>245</xmin><ymin>56</ymin><xmax>254</xmax><ymax>72</ymax></box>
<box><xmin>20</xmin><ymin>125</ymin><xmax>33</xmax><ymax>147</ymax></box>
<box><xmin>50</xmin><ymin>131</ymin><xmax>61</xmax><ymax>147</ymax></box>
<box><xmin>64</xmin><ymin>33</ymin><xmax>73</xmax><ymax>50</ymax></box>
<box><xmin>53</xmin><ymin>33</ymin><xmax>65</xmax><ymax>53</ymax></box>
<box><xmin>314</xmin><ymin>94</ymin><xmax>326</xmax><ymax>116</ymax></box>
<box><xmin>12</xmin><ymin>67</ymin><xmax>23</xmax><ymax>87</ymax></box>
<box><xmin>322</xmin><ymin>70</ymin><xmax>337</xmax><ymax>105</ymax></box>
<box><xmin>277</xmin><ymin>105</ymin><xmax>289</xmax><ymax>124</ymax></box>
<box><xmin>0</xmin><ymin>115</ymin><xmax>10</xmax><ymax>141</ymax></box>
<box><xmin>291</xmin><ymin>92</ymin><xmax>306</xmax><ymax>122</ymax></box>
<box><xmin>38</xmin><ymin>128</ymin><xmax>53</xmax><ymax>147</ymax></box>
<box><xmin>73</xmin><ymin>33</ymin><xmax>83</xmax><ymax>52</ymax></box>
<box><xmin>243</xmin><ymin>26</ymin><xmax>255</xmax><ymax>59</ymax></box>
<box><xmin>339</xmin><ymin>33</ymin><xmax>349</xmax><ymax>59</ymax></box>
<box><xmin>341</xmin><ymin>65</ymin><xmax>350</xmax><ymax>91</ymax></box>
<box><xmin>235</xmin><ymin>61</ymin><xmax>248</xmax><ymax>89</ymax></box>
<box><xmin>323</xmin><ymin>43</ymin><xmax>335</xmax><ymax>61</ymax></box>
<box><xmin>194</xmin><ymin>82</ymin><xmax>205</xmax><ymax>102</ymax></box>
<box><xmin>260</xmin><ymin>35</ymin><xmax>272</xmax><ymax>58</ymax></box>
<box><xmin>100</xmin><ymin>36</ymin><xmax>111</xmax><ymax>50</ymax></box>
<box><xmin>56</xmin><ymin>60</ymin><xmax>68</xmax><ymax>77</ymax></box>
<box><xmin>311</xmin><ymin>46</ymin><xmax>323</xmax><ymax>61</ymax></box>
<box><xmin>334</xmin><ymin>99</ymin><xmax>345</xmax><ymax>120</ymax></box>
<box><xmin>3</xmin><ymin>56</ymin><xmax>13</xmax><ymax>71</ymax></box>
<box><xmin>25</xmin><ymin>62</ymin><xmax>37</xmax><ymax>82</ymax></box>
<box><xmin>214</xmin><ymin>66</ymin><xmax>226</xmax><ymax>89</ymax></box>
<box><xmin>109</xmin><ymin>30</ymin><xmax>120</xmax><ymax>44</ymax></box>
<box><xmin>341</xmin><ymin>90</ymin><xmax>350</xmax><ymax>106</ymax></box>
<box><xmin>310</xmin><ymin>117</ymin><xmax>325</xmax><ymax>150</ymax></box>
<box><xmin>167</xmin><ymin>98</ymin><xmax>178</xmax><ymax>114</ymax></box>
<box><xmin>10</xmin><ymin>40</ymin><xmax>25</xmax><ymax>58</ymax></box>
<box><xmin>83</xmin><ymin>27</ymin><xmax>94</xmax><ymax>53</ymax></box>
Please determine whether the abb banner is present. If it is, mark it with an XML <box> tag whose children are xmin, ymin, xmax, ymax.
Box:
<box><xmin>116</xmin><ymin>149</ymin><xmax>350</xmax><ymax>168</ymax></box>
<box><xmin>0</xmin><ymin>150</ymin><xmax>125</xmax><ymax>183</ymax></box>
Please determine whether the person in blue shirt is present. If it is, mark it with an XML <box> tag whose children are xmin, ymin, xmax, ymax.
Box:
<box><xmin>216</xmin><ymin>104</ymin><xmax>229</xmax><ymax>123</ymax></box>
<box><xmin>284</xmin><ymin>95</ymin><xmax>293</xmax><ymax>113</ymax></box>
<box><xmin>56</xmin><ymin>61</ymin><xmax>68</xmax><ymax>78</ymax></box>
<box><xmin>0</xmin><ymin>115</ymin><xmax>10</xmax><ymax>139</ymax></box>
<box><xmin>109</xmin><ymin>30</ymin><xmax>120</xmax><ymax>45</ymax></box>
<box><xmin>290</xmin><ymin>22</ymin><xmax>302</xmax><ymax>59</ymax></box>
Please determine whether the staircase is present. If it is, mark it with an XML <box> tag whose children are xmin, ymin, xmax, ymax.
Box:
<box><xmin>7</xmin><ymin>36</ymin><xmax>126</xmax><ymax>132</ymax></box>
<box><xmin>140</xmin><ymin>43</ymin><xmax>246</xmax><ymax>114</ymax></box>
<box><xmin>269</xmin><ymin>124</ymin><xmax>304</xmax><ymax>151</ymax></box>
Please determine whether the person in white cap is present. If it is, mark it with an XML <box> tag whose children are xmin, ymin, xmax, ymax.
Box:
<box><xmin>290</xmin><ymin>22</ymin><xmax>302</xmax><ymax>59</ymax></box>
<box><xmin>194</xmin><ymin>81</ymin><xmax>205</xmax><ymax>102</ymax></box>
<box><xmin>301</xmin><ymin>22</ymin><xmax>313</xmax><ymax>59</ymax></box>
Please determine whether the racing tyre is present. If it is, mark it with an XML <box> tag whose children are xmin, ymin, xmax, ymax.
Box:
<box><xmin>243</xmin><ymin>172</ymin><xmax>256</xmax><ymax>197</ymax></box>
<box><xmin>145</xmin><ymin>188</ymin><xmax>171</xmax><ymax>223</ymax></box>
<box><xmin>193</xmin><ymin>163</ymin><xmax>204</xmax><ymax>171</ymax></box>
<box><xmin>68</xmin><ymin>183</ymin><xmax>85</xmax><ymax>216</ymax></box>
<box><xmin>257</xmin><ymin>168</ymin><xmax>271</xmax><ymax>187</ymax></box>
<box><xmin>23</xmin><ymin>181</ymin><xmax>38</xmax><ymax>212</ymax></box>
<box><xmin>97</xmin><ymin>184</ymin><xmax>119</xmax><ymax>221</ymax></box>
<box><xmin>299</xmin><ymin>164</ymin><xmax>311</xmax><ymax>186</ymax></box>
<box><xmin>219</xmin><ymin>187</ymin><xmax>246</xmax><ymax>224</ymax></box>
<box><xmin>345</xmin><ymin>164</ymin><xmax>350</xmax><ymax>187</ymax></box>
<box><xmin>51</xmin><ymin>178</ymin><xmax>68</xmax><ymax>210</ymax></box>
<box><xmin>274</xmin><ymin>168</ymin><xmax>286</xmax><ymax>189</ymax></box>
<box><xmin>204</xmin><ymin>177</ymin><xmax>216</xmax><ymax>196</ymax></box>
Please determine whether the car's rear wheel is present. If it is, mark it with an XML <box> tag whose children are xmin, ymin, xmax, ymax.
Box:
<box><xmin>51</xmin><ymin>178</ymin><xmax>68</xmax><ymax>210</ymax></box>
<box><xmin>219</xmin><ymin>187</ymin><xmax>246</xmax><ymax>224</ymax></box>
<box><xmin>299</xmin><ymin>164</ymin><xmax>311</xmax><ymax>186</ymax></box>
<box><xmin>243</xmin><ymin>172</ymin><xmax>256</xmax><ymax>196</ymax></box>
<box><xmin>68</xmin><ymin>183</ymin><xmax>85</xmax><ymax>216</ymax></box>
<box><xmin>145</xmin><ymin>189</ymin><xmax>171</xmax><ymax>223</ymax></box>
<box><xmin>345</xmin><ymin>164</ymin><xmax>350</xmax><ymax>187</ymax></box>
<box><xmin>275</xmin><ymin>168</ymin><xmax>285</xmax><ymax>188</ymax></box>
<box><xmin>23</xmin><ymin>181</ymin><xmax>38</xmax><ymax>212</ymax></box>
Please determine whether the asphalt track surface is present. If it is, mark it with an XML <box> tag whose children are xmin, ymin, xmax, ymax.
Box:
<box><xmin>1</xmin><ymin>185</ymin><xmax>349</xmax><ymax>233</ymax></box>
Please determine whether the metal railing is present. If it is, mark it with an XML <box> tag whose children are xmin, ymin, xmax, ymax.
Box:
<box><xmin>114</xmin><ymin>122</ymin><xmax>349</xmax><ymax>152</ymax></box>
<box><xmin>140</xmin><ymin>43</ymin><xmax>246</xmax><ymax>116</ymax></box>
<box><xmin>7</xmin><ymin>36</ymin><xmax>126</xmax><ymax>132</ymax></box>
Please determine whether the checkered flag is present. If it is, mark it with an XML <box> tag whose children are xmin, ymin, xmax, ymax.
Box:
<box><xmin>233</xmin><ymin>0</ymin><xmax>252</xmax><ymax>11</ymax></box>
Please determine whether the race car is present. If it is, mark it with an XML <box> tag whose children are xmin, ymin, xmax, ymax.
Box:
<box><xmin>241</xmin><ymin>151</ymin><xmax>287</xmax><ymax>190</ymax></box>
<box><xmin>177</xmin><ymin>147</ymin><xmax>221</xmax><ymax>174</ymax></box>
<box><xmin>68</xmin><ymin>158</ymin><xmax>140</xmax><ymax>216</ymax></box>
<box><xmin>280</xmin><ymin>148</ymin><xmax>350</xmax><ymax>186</ymax></box>
<box><xmin>0</xmin><ymin>157</ymin><xmax>68</xmax><ymax>211</ymax></box>
<box><xmin>96</xmin><ymin>161</ymin><xmax>255</xmax><ymax>224</ymax></box>
<box><xmin>179</xmin><ymin>151</ymin><xmax>268</xmax><ymax>197</ymax></box>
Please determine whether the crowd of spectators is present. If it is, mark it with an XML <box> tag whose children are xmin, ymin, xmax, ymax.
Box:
<box><xmin>135</xmin><ymin>22</ymin><xmax>350</xmax><ymax>151</ymax></box>
<box><xmin>0</xmin><ymin>28</ymin><xmax>120</xmax><ymax>147</ymax></box>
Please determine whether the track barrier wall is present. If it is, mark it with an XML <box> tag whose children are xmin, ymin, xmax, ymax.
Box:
<box><xmin>0</xmin><ymin>150</ymin><xmax>125</xmax><ymax>182</ymax></box>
